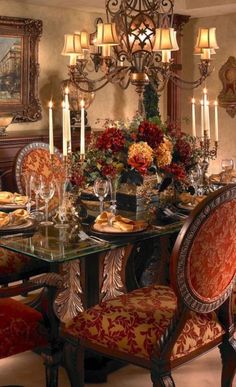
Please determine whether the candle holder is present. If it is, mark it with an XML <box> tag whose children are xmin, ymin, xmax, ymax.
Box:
<box><xmin>198</xmin><ymin>130</ymin><xmax>218</xmax><ymax>191</ymax></box>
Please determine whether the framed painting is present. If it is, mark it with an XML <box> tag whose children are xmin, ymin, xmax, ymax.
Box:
<box><xmin>0</xmin><ymin>16</ymin><xmax>42</xmax><ymax>122</ymax></box>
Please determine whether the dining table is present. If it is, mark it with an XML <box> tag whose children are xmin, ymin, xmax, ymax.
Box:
<box><xmin>0</xmin><ymin>210</ymin><xmax>183</xmax><ymax>322</ymax></box>
<box><xmin>0</xmin><ymin>204</ymin><xmax>197</xmax><ymax>382</ymax></box>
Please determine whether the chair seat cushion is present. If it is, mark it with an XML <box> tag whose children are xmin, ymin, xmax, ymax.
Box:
<box><xmin>0</xmin><ymin>298</ymin><xmax>48</xmax><ymax>359</ymax></box>
<box><xmin>0</xmin><ymin>248</ymin><xmax>49</xmax><ymax>285</ymax></box>
<box><xmin>66</xmin><ymin>285</ymin><xmax>224</xmax><ymax>362</ymax></box>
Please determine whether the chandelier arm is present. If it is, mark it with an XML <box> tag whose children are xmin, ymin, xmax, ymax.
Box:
<box><xmin>71</xmin><ymin>79</ymin><xmax>111</xmax><ymax>93</ymax></box>
<box><xmin>169</xmin><ymin>72</ymin><xmax>210</xmax><ymax>89</ymax></box>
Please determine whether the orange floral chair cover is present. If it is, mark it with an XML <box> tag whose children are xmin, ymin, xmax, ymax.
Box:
<box><xmin>62</xmin><ymin>185</ymin><xmax>236</xmax><ymax>387</ymax></box>
<box><xmin>14</xmin><ymin>142</ymin><xmax>63</xmax><ymax>194</ymax></box>
<box><xmin>66</xmin><ymin>285</ymin><xmax>224</xmax><ymax>363</ymax></box>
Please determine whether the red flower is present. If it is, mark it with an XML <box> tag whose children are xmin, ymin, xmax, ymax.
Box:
<box><xmin>128</xmin><ymin>155</ymin><xmax>150</xmax><ymax>175</ymax></box>
<box><xmin>96</xmin><ymin>127</ymin><xmax>125</xmax><ymax>153</ymax></box>
<box><xmin>166</xmin><ymin>123</ymin><xmax>181</xmax><ymax>137</ymax></box>
<box><xmin>71</xmin><ymin>171</ymin><xmax>85</xmax><ymax>187</ymax></box>
<box><xmin>101</xmin><ymin>164</ymin><xmax>117</xmax><ymax>178</ymax></box>
<box><xmin>164</xmin><ymin>162</ymin><xmax>186</xmax><ymax>181</ymax></box>
<box><xmin>175</xmin><ymin>138</ymin><xmax>192</xmax><ymax>164</ymax></box>
<box><xmin>138</xmin><ymin>121</ymin><xmax>164</xmax><ymax>149</ymax></box>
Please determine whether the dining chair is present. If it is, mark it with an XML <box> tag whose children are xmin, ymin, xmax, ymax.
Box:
<box><xmin>62</xmin><ymin>184</ymin><xmax>236</xmax><ymax>387</ymax></box>
<box><xmin>14</xmin><ymin>141</ymin><xmax>62</xmax><ymax>195</ymax></box>
<box><xmin>0</xmin><ymin>273</ymin><xmax>61</xmax><ymax>387</ymax></box>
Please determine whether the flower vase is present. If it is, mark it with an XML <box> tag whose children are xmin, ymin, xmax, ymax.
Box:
<box><xmin>108</xmin><ymin>176</ymin><xmax>120</xmax><ymax>214</ymax></box>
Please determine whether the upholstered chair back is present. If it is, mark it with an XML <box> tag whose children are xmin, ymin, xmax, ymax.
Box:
<box><xmin>171</xmin><ymin>185</ymin><xmax>236</xmax><ymax>314</ymax></box>
<box><xmin>14</xmin><ymin>142</ymin><xmax>63</xmax><ymax>194</ymax></box>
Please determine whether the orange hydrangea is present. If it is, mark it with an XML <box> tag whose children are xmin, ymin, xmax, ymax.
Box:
<box><xmin>155</xmin><ymin>137</ymin><xmax>173</xmax><ymax>168</ymax></box>
<box><xmin>128</xmin><ymin>142</ymin><xmax>153</xmax><ymax>175</ymax></box>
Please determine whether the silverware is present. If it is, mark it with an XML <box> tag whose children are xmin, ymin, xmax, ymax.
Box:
<box><xmin>78</xmin><ymin>230</ymin><xmax>107</xmax><ymax>244</ymax></box>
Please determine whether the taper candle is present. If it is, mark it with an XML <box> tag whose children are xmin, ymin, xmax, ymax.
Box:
<box><xmin>48</xmin><ymin>100</ymin><xmax>54</xmax><ymax>155</ymax></box>
<box><xmin>200</xmin><ymin>99</ymin><xmax>204</xmax><ymax>137</ymax></box>
<box><xmin>191</xmin><ymin>97</ymin><xmax>196</xmax><ymax>137</ymax></box>
<box><xmin>214</xmin><ymin>100</ymin><xmax>219</xmax><ymax>142</ymax></box>
<box><xmin>80</xmin><ymin>99</ymin><xmax>85</xmax><ymax>156</ymax></box>
<box><xmin>62</xmin><ymin>101</ymin><xmax>67</xmax><ymax>157</ymax></box>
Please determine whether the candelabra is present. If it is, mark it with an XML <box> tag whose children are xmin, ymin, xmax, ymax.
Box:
<box><xmin>199</xmin><ymin>130</ymin><xmax>218</xmax><ymax>190</ymax></box>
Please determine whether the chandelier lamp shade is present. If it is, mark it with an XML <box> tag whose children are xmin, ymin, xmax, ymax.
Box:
<box><xmin>62</xmin><ymin>0</ymin><xmax>219</xmax><ymax>115</ymax></box>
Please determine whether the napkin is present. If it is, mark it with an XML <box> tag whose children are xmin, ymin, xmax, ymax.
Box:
<box><xmin>95</xmin><ymin>211</ymin><xmax>146</xmax><ymax>232</ymax></box>
<box><xmin>178</xmin><ymin>193</ymin><xmax>206</xmax><ymax>206</ymax></box>
<box><xmin>0</xmin><ymin>209</ymin><xmax>28</xmax><ymax>229</ymax></box>
<box><xmin>0</xmin><ymin>191</ymin><xmax>28</xmax><ymax>205</ymax></box>
<box><xmin>210</xmin><ymin>170</ymin><xmax>236</xmax><ymax>184</ymax></box>
<box><xmin>0</xmin><ymin>192</ymin><xmax>14</xmax><ymax>204</ymax></box>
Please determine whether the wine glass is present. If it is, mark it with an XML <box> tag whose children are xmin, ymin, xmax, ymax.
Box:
<box><xmin>22</xmin><ymin>171</ymin><xmax>32</xmax><ymax>215</ymax></box>
<box><xmin>221</xmin><ymin>159</ymin><xmax>234</xmax><ymax>172</ymax></box>
<box><xmin>93</xmin><ymin>178</ymin><xmax>109</xmax><ymax>214</ymax></box>
<box><xmin>39</xmin><ymin>180</ymin><xmax>55</xmax><ymax>226</ymax></box>
<box><xmin>30</xmin><ymin>173</ymin><xmax>44</xmax><ymax>219</ymax></box>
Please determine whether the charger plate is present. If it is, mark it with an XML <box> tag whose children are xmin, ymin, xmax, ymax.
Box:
<box><xmin>0</xmin><ymin>201</ymin><xmax>35</xmax><ymax>212</ymax></box>
<box><xmin>0</xmin><ymin>218</ymin><xmax>36</xmax><ymax>236</ymax></box>
<box><xmin>91</xmin><ymin>222</ymin><xmax>148</xmax><ymax>237</ymax></box>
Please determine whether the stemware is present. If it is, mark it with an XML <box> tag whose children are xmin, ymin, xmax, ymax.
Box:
<box><xmin>39</xmin><ymin>180</ymin><xmax>55</xmax><ymax>226</ymax></box>
<box><xmin>93</xmin><ymin>178</ymin><xmax>109</xmax><ymax>214</ymax></box>
<box><xmin>30</xmin><ymin>173</ymin><xmax>44</xmax><ymax>219</ymax></box>
<box><xmin>22</xmin><ymin>171</ymin><xmax>32</xmax><ymax>215</ymax></box>
<box><xmin>221</xmin><ymin>159</ymin><xmax>234</xmax><ymax>172</ymax></box>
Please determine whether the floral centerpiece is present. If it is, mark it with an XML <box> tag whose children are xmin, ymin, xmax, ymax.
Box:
<box><xmin>71</xmin><ymin>116</ymin><xmax>201</xmax><ymax>198</ymax></box>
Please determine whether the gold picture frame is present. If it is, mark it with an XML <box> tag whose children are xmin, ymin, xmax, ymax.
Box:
<box><xmin>0</xmin><ymin>15</ymin><xmax>42</xmax><ymax>122</ymax></box>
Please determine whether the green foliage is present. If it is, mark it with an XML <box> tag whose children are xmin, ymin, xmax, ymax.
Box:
<box><xmin>144</xmin><ymin>84</ymin><xmax>160</xmax><ymax>120</ymax></box>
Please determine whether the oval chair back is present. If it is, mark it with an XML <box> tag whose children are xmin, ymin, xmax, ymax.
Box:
<box><xmin>14</xmin><ymin>141</ymin><xmax>62</xmax><ymax>194</ymax></box>
<box><xmin>170</xmin><ymin>184</ymin><xmax>236</xmax><ymax>314</ymax></box>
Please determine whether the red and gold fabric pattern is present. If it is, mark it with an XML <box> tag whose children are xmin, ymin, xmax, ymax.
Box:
<box><xmin>188</xmin><ymin>200</ymin><xmax>236</xmax><ymax>301</ymax></box>
<box><xmin>66</xmin><ymin>285</ymin><xmax>224</xmax><ymax>362</ymax></box>
<box><xmin>21</xmin><ymin>149</ymin><xmax>62</xmax><ymax>187</ymax></box>
<box><xmin>0</xmin><ymin>248</ymin><xmax>49</xmax><ymax>284</ymax></box>
<box><xmin>0</xmin><ymin>298</ymin><xmax>48</xmax><ymax>359</ymax></box>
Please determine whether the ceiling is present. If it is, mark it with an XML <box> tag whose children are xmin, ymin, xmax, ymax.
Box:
<box><xmin>16</xmin><ymin>0</ymin><xmax>236</xmax><ymax>16</ymax></box>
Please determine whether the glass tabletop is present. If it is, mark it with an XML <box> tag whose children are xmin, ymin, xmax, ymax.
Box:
<box><xmin>0</xmin><ymin>217</ymin><xmax>183</xmax><ymax>263</ymax></box>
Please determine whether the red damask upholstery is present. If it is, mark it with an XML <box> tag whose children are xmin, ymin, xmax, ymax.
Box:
<box><xmin>188</xmin><ymin>199</ymin><xmax>236</xmax><ymax>301</ymax></box>
<box><xmin>0</xmin><ymin>297</ymin><xmax>48</xmax><ymax>359</ymax></box>
<box><xmin>66</xmin><ymin>285</ymin><xmax>224</xmax><ymax>362</ymax></box>
<box><xmin>0</xmin><ymin>248</ymin><xmax>49</xmax><ymax>285</ymax></box>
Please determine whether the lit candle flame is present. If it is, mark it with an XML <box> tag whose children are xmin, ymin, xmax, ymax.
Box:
<box><xmin>49</xmin><ymin>100</ymin><xmax>53</xmax><ymax>108</ymax></box>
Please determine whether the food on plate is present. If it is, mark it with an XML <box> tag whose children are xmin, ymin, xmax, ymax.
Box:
<box><xmin>178</xmin><ymin>192</ymin><xmax>206</xmax><ymax>206</ymax></box>
<box><xmin>0</xmin><ymin>208</ymin><xmax>28</xmax><ymax>229</ymax></box>
<box><xmin>210</xmin><ymin>170</ymin><xmax>236</xmax><ymax>184</ymax></box>
<box><xmin>0</xmin><ymin>191</ymin><xmax>14</xmax><ymax>204</ymax></box>
<box><xmin>11</xmin><ymin>209</ymin><xmax>28</xmax><ymax>225</ymax></box>
<box><xmin>0</xmin><ymin>191</ymin><xmax>28</xmax><ymax>206</ymax></box>
<box><xmin>94</xmin><ymin>211</ymin><xmax>147</xmax><ymax>233</ymax></box>
<box><xmin>0</xmin><ymin>212</ymin><xmax>10</xmax><ymax>228</ymax></box>
<box><xmin>13</xmin><ymin>193</ymin><xmax>28</xmax><ymax>205</ymax></box>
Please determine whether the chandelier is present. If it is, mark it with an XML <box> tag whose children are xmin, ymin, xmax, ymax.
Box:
<box><xmin>62</xmin><ymin>0</ymin><xmax>219</xmax><ymax>116</ymax></box>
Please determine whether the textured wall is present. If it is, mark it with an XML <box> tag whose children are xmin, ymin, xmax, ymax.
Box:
<box><xmin>181</xmin><ymin>13</ymin><xmax>236</xmax><ymax>173</ymax></box>
<box><xmin>0</xmin><ymin>0</ymin><xmax>139</xmax><ymax>132</ymax></box>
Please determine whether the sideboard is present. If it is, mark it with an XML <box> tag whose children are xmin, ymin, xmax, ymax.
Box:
<box><xmin>0</xmin><ymin>129</ymin><xmax>83</xmax><ymax>192</ymax></box>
